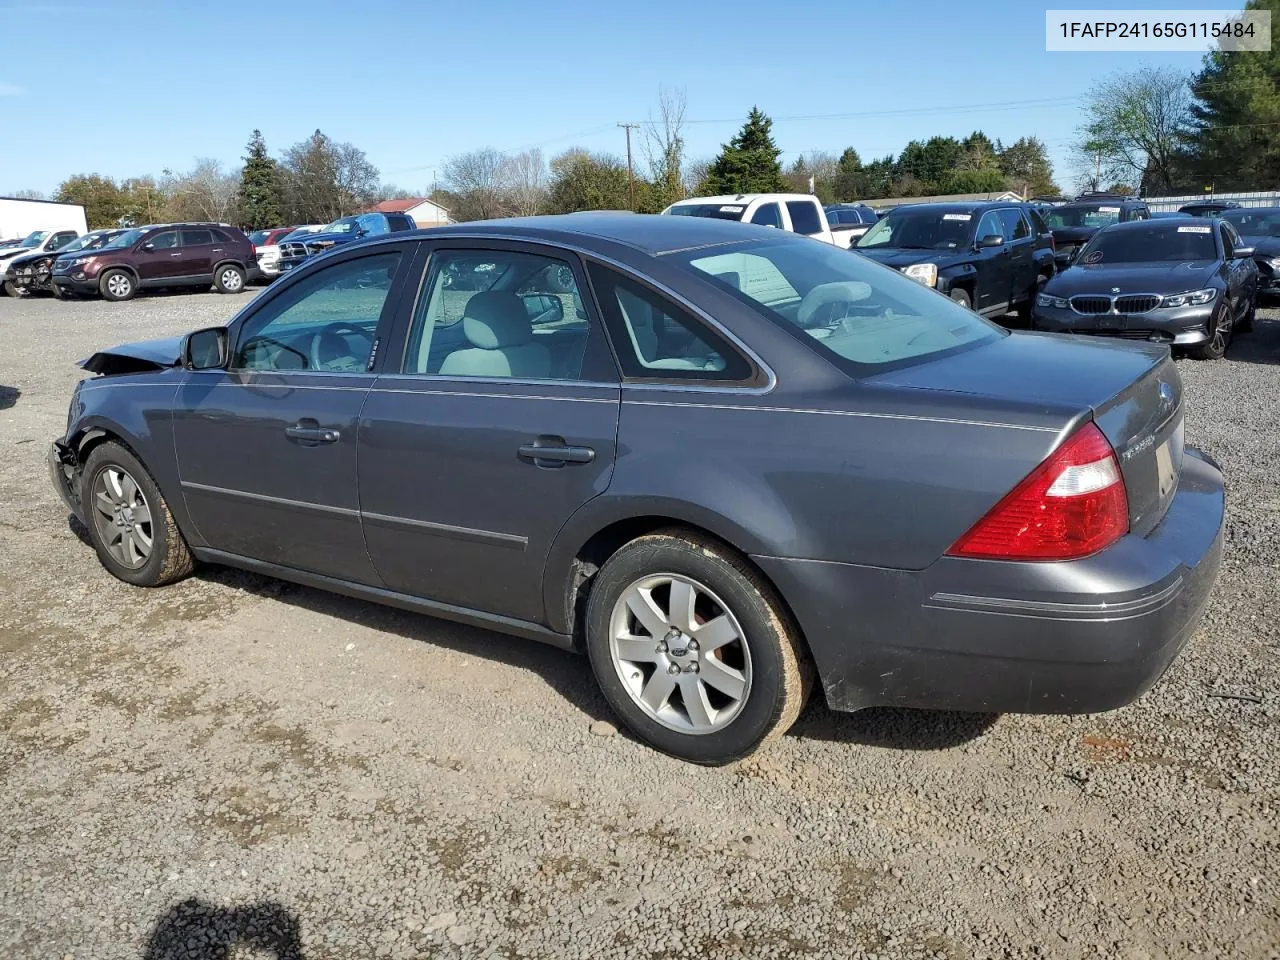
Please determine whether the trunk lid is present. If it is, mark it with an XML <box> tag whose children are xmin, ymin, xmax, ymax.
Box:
<box><xmin>868</xmin><ymin>332</ymin><xmax>1184</xmax><ymax>536</ymax></box>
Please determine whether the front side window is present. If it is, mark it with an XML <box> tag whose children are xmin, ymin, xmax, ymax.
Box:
<box><xmin>49</xmin><ymin>232</ymin><xmax>77</xmax><ymax>251</ymax></box>
<box><xmin>785</xmin><ymin>201</ymin><xmax>824</xmax><ymax>235</ymax></box>
<box><xmin>403</xmin><ymin>249</ymin><xmax>589</xmax><ymax>381</ymax></box>
<box><xmin>750</xmin><ymin>203</ymin><xmax>782</xmax><ymax>228</ymax></box>
<box><xmin>975</xmin><ymin>211</ymin><xmax>1004</xmax><ymax>243</ymax></box>
<box><xmin>588</xmin><ymin>264</ymin><xmax>751</xmax><ymax>381</ymax></box>
<box><xmin>681</xmin><ymin>238</ymin><xmax>1001</xmax><ymax>372</ymax></box>
<box><xmin>233</xmin><ymin>252</ymin><xmax>401</xmax><ymax>372</ymax></box>
<box><xmin>147</xmin><ymin>231</ymin><xmax>179</xmax><ymax>251</ymax></box>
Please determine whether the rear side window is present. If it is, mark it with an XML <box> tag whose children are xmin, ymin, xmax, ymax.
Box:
<box><xmin>1027</xmin><ymin>209</ymin><xmax>1050</xmax><ymax>235</ymax></box>
<box><xmin>786</xmin><ymin>201</ymin><xmax>824</xmax><ymax>235</ymax></box>
<box><xmin>999</xmin><ymin>209</ymin><xmax>1030</xmax><ymax>240</ymax></box>
<box><xmin>587</xmin><ymin>264</ymin><xmax>752</xmax><ymax>382</ymax></box>
<box><xmin>181</xmin><ymin>229</ymin><xmax>214</xmax><ymax>246</ymax></box>
<box><xmin>750</xmin><ymin>203</ymin><xmax>782</xmax><ymax>228</ymax></box>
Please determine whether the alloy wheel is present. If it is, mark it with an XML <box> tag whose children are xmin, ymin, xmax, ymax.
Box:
<box><xmin>1209</xmin><ymin>306</ymin><xmax>1232</xmax><ymax>353</ymax></box>
<box><xmin>220</xmin><ymin>268</ymin><xmax>243</xmax><ymax>291</ymax></box>
<box><xmin>91</xmin><ymin>465</ymin><xmax>153</xmax><ymax>569</ymax></box>
<box><xmin>608</xmin><ymin>573</ymin><xmax>752</xmax><ymax>734</ymax></box>
<box><xmin>106</xmin><ymin>274</ymin><xmax>131</xmax><ymax>298</ymax></box>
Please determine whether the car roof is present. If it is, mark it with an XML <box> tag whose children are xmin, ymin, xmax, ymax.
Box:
<box><xmin>403</xmin><ymin>213</ymin><xmax>805</xmax><ymax>256</ymax></box>
<box><xmin>1098</xmin><ymin>218</ymin><xmax>1219</xmax><ymax>234</ymax></box>
<box><xmin>667</xmin><ymin>194</ymin><xmax>816</xmax><ymax>206</ymax></box>
<box><xmin>885</xmin><ymin>201</ymin><xmax>1017</xmax><ymax>215</ymax></box>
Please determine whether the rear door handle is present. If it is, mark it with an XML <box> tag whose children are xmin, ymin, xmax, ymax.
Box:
<box><xmin>518</xmin><ymin>441</ymin><xmax>595</xmax><ymax>465</ymax></box>
<box><xmin>286</xmin><ymin>423</ymin><xmax>341</xmax><ymax>444</ymax></box>
<box><xmin>169</xmin><ymin>252</ymin><xmax>183</xmax><ymax>257</ymax></box>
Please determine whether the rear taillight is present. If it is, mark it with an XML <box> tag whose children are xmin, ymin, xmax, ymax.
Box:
<box><xmin>947</xmin><ymin>422</ymin><xmax>1128</xmax><ymax>561</ymax></box>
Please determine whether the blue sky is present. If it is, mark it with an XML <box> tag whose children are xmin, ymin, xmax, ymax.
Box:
<box><xmin>0</xmin><ymin>0</ymin><xmax>1231</xmax><ymax>197</ymax></box>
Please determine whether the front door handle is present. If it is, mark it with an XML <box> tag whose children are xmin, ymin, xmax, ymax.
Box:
<box><xmin>518</xmin><ymin>440</ymin><xmax>595</xmax><ymax>465</ymax></box>
<box><xmin>285</xmin><ymin>422</ymin><xmax>341</xmax><ymax>444</ymax></box>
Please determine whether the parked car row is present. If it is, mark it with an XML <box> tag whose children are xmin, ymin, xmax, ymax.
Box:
<box><xmin>663</xmin><ymin>194</ymin><xmax>866</xmax><ymax>248</ymax></box>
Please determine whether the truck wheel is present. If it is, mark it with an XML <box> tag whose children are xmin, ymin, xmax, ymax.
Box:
<box><xmin>949</xmin><ymin>288</ymin><xmax>972</xmax><ymax>310</ymax></box>
<box><xmin>100</xmin><ymin>270</ymin><xmax>136</xmax><ymax>302</ymax></box>
<box><xmin>214</xmin><ymin>264</ymin><xmax>246</xmax><ymax>294</ymax></box>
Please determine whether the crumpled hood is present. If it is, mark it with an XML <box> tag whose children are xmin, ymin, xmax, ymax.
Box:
<box><xmin>1044</xmin><ymin>260</ymin><xmax>1219</xmax><ymax>297</ymax></box>
<box><xmin>855</xmin><ymin>247</ymin><xmax>966</xmax><ymax>269</ymax></box>
<box><xmin>79</xmin><ymin>335</ymin><xmax>186</xmax><ymax>375</ymax></box>
<box><xmin>4</xmin><ymin>249</ymin><xmax>58</xmax><ymax>271</ymax></box>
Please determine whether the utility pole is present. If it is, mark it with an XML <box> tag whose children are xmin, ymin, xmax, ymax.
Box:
<box><xmin>619</xmin><ymin>123</ymin><xmax>639</xmax><ymax>210</ymax></box>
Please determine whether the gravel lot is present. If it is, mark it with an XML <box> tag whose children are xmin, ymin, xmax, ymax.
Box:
<box><xmin>1</xmin><ymin>289</ymin><xmax>1277</xmax><ymax>960</ymax></box>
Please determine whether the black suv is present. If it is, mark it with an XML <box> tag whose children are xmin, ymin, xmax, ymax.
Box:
<box><xmin>1179</xmin><ymin>199</ymin><xmax>1242</xmax><ymax>217</ymax></box>
<box><xmin>1043</xmin><ymin>193</ymin><xmax>1151</xmax><ymax>267</ymax></box>
<box><xmin>853</xmin><ymin>201</ymin><xmax>1056</xmax><ymax>319</ymax></box>
<box><xmin>51</xmin><ymin>222</ymin><xmax>257</xmax><ymax>301</ymax></box>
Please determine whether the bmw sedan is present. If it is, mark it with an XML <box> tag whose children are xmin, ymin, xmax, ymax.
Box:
<box><xmin>49</xmin><ymin>215</ymin><xmax>1224</xmax><ymax>764</ymax></box>
<box><xmin>1032</xmin><ymin>218</ymin><xmax>1257</xmax><ymax>360</ymax></box>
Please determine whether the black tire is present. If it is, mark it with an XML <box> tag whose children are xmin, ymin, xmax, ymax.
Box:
<box><xmin>3</xmin><ymin>280</ymin><xmax>22</xmax><ymax>298</ymax></box>
<box><xmin>79</xmin><ymin>441</ymin><xmax>194</xmax><ymax>587</ymax></box>
<box><xmin>547</xmin><ymin>263</ymin><xmax>576</xmax><ymax>294</ymax></box>
<box><xmin>50</xmin><ymin>284</ymin><xmax>65</xmax><ymax>300</ymax></box>
<box><xmin>584</xmin><ymin>529</ymin><xmax>811</xmax><ymax>765</ymax></box>
<box><xmin>1189</xmin><ymin>302</ymin><xmax>1234</xmax><ymax>360</ymax></box>
<box><xmin>99</xmin><ymin>269</ymin><xmax>136</xmax><ymax>302</ymax></box>
<box><xmin>949</xmin><ymin>287</ymin><xmax>972</xmax><ymax>310</ymax></box>
<box><xmin>1239</xmin><ymin>300</ymin><xmax>1255</xmax><ymax>333</ymax></box>
<box><xmin>213</xmin><ymin>263</ymin><xmax>246</xmax><ymax>294</ymax></box>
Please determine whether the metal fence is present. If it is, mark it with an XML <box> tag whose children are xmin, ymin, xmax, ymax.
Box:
<box><xmin>1142</xmin><ymin>191</ymin><xmax>1280</xmax><ymax>212</ymax></box>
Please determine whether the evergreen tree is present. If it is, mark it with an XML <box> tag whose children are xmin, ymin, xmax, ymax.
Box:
<box><xmin>997</xmin><ymin>136</ymin><xmax>1059</xmax><ymax>196</ymax></box>
<box><xmin>702</xmin><ymin>107</ymin><xmax>787</xmax><ymax>194</ymax></box>
<box><xmin>238</xmin><ymin>130</ymin><xmax>283</xmax><ymax>230</ymax></box>
<box><xmin>1188</xmin><ymin>0</ymin><xmax>1280</xmax><ymax>190</ymax></box>
<box><xmin>833</xmin><ymin>147</ymin><xmax>866</xmax><ymax>201</ymax></box>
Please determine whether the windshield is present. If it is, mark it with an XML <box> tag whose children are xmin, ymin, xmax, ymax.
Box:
<box><xmin>665</xmin><ymin>204</ymin><xmax>748</xmax><ymax>221</ymax></box>
<box><xmin>678</xmin><ymin>238</ymin><xmax>1001</xmax><ymax>371</ymax></box>
<box><xmin>324</xmin><ymin>217</ymin><xmax>360</xmax><ymax>234</ymax></box>
<box><xmin>856</xmin><ymin>210</ymin><xmax>974</xmax><ymax>250</ymax></box>
<box><xmin>1045</xmin><ymin>204</ymin><xmax>1122</xmax><ymax>229</ymax></box>
<box><xmin>98</xmin><ymin>229</ymin><xmax>145</xmax><ymax>251</ymax></box>
<box><xmin>248</xmin><ymin>230</ymin><xmax>271</xmax><ymax>245</ymax></box>
<box><xmin>59</xmin><ymin>231</ymin><xmax>114</xmax><ymax>253</ymax></box>
<box><xmin>1223</xmin><ymin>209</ymin><xmax>1280</xmax><ymax>237</ymax></box>
<box><xmin>19</xmin><ymin>231</ymin><xmax>50</xmax><ymax>248</ymax></box>
<box><xmin>1077</xmin><ymin>224</ymin><xmax>1218</xmax><ymax>264</ymax></box>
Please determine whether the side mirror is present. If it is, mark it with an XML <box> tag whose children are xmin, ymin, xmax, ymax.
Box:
<box><xmin>978</xmin><ymin>234</ymin><xmax>1005</xmax><ymax>248</ymax></box>
<box><xmin>1234</xmin><ymin>246</ymin><xmax>1256</xmax><ymax>259</ymax></box>
<box><xmin>183</xmin><ymin>326</ymin><xmax>228</xmax><ymax>370</ymax></box>
<box><xmin>355</xmin><ymin>227</ymin><xmax>368</xmax><ymax>238</ymax></box>
<box><xmin>142</xmin><ymin>242</ymin><xmax>155</xmax><ymax>252</ymax></box>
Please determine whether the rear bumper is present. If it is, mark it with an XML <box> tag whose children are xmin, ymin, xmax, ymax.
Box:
<box><xmin>755</xmin><ymin>450</ymin><xmax>1225</xmax><ymax>715</ymax></box>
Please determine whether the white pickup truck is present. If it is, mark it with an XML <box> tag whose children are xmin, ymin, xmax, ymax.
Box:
<box><xmin>662</xmin><ymin>193</ymin><xmax>862</xmax><ymax>248</ymax></box>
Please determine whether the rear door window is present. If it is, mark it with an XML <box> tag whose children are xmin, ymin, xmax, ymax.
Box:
<box><xmin>785</xmin><ymin>201</ymin><xmax>824</xmax><ymax>236</ymax></box>
<box><xmin>181</xmin><ymin>229</ymin><xmax>215</xmax><ymax>247</ymax></box>
<box><xmin>999</xmin><ymin>209</ymin><xmax>1030</xmax><ymax>241</ymax></box>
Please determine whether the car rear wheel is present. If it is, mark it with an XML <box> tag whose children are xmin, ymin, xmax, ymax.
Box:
<box><xmin>100</xmin><ymin>269</ymin><xmax>136</xmax><ymax>302</ymax></box>
<box><xmin>949</xmin><ymin>288</ymin><xmax>972</xmax><ymax>310</ymax></box>
<box><xmin>1189</xmin><ymin>302</ymin><xmax>1234</xmax><ymax>360</ymax></box>
<box><xmin>585</xmin><ymin>530</ymin><xmax>811</xmax><ymax>765</ymax></box>
<box><xmin>80</xmin><ymin>441</ymin><xmax>194</xmax><ymax>587</ymax></box>
<box><xmin>214</xmin><ymin>264</ymin><xmax>246</xmax><ymax>294</ymax></box>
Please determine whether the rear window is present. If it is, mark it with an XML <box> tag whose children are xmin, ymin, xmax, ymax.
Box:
<box><xmin>387</xmin><ymin>215</ymin><xmax>413</xmax><ymax>232</ymax></box>
<box><xmin>248</xmin><ymin>230</ymin><xmax>270</xmax><ymax>245</ymax></box>
<box><xmin>786</xmin><ymin>201</ymin><xmax>824</xmax><ymax>235</ymax></box>
<box><xmin>678</xmin><ymin>238</ymin><xmax>1001</xmax><ymax>372</ymax></box>
<box><xmin>1045</xmin><ymin>204</ymin><xmax>1122</xmax><ymax>228</ymax></box>
<box><xmin>665</xmin><ymin>204</ymin><xmax>748</xmax><ymax>221</ymax></box>
<box><xmin>1077</xmin><ymin>224</ymin><xmax>1219</xmax><ymax>264</ymax></box>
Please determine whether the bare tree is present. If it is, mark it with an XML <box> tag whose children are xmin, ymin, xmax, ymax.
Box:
<box><xmin>644</xmin><ymin>85</ymin><xmax>688</xmax><ymax>207</ymax></box>
<box><xmin>683</xmin><ymin>156</ymin><xmax>712</xmax><ymax>195</ymax></box>
<box><xmin>502</xmin><ymin>148</ymin><xmax>547</xmax><ymax>217</ymax></box>
<box><xmin>164</xmin><ymin>159</ymin><xmax>240</xmax><ymax>223</ymax></box>
<box><xmin>442</xmin><ymin>147</ymin><xmax>513</xmax><ymax>221</ymax></box>
<box><xmin>10</xmin><ymin>188</ymin><xmax>45</xmax><ymax>200</ymax></box>
<box><xmin>1074</xmin><ymin>66</ymin><xmax>1193</xmax><ymax>193</ymax></box>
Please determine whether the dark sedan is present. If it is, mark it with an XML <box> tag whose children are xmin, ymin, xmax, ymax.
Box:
<box><xmin>1032</xmin><ymin>219</ymin><xmax>1257</xmax><ymax>360</ymax></box>
<box><xmin>1221</xmin><ymin>206</ymin><xmax>1280</xmax><ymax>300</ymax></box>
<box><xmin>49</xmin><ymin>215</ymin><xmax>1224</xmax><ymax>764</ymax></box>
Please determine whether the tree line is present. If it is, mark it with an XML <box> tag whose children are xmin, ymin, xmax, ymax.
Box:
<box><xmin>1075</xmin><ymin>0</ymin><xmax>1280</xmax><ymax>195</ymax></box>
<box><xmin>41</xmin><ymin>87</ymin><xmax>1061</xmax><ymax>232</ymax></box>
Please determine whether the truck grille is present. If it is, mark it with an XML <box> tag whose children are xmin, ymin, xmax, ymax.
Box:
<box><xmin>1070</xmin><ymin>296</ymin><xmax>1112</xmax><ymax>314</ymax></box>
<box><xmin>280</xmin><ymin>242</ymin><xmax>309</xmax><ymax>259</ymax></box>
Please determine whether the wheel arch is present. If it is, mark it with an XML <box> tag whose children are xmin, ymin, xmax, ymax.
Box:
<box><xmin>98</xmin><ymin>263</ymin><xmax>140</xmax><ymax>283</ymax></box>
<box><xmin>212</xmin><ymin>257</ymin><xmax>248</xmax><ymax>275</ymax></box>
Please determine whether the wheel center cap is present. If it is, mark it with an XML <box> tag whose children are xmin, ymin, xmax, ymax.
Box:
<box><xmin>665</xmin><ymin>628</ymin><xmax>695</xmax><ymax>661</ymax></box>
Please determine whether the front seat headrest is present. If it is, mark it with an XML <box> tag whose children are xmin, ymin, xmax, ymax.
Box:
<box><xmin>462</xmin><ymin>292</ymin><xmax>533</xmax><ymax>349</ymax></box>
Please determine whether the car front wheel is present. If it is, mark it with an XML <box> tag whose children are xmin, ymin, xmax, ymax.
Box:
<box><xmin>949</xmin><ymin>288</ymin><xmax>972</xmax><ymax>310</ymax></box>
<box><xmin>1189</xmin><ymin>301</ymin><xmax>1234</xmax><ymax>360</ymax></box>
<box><xmin>585</xmin><ymin>530</ymin><xmax>811</xmax><ymax>765</ymax></box>
<box><xmin>80</xmin><ymin>441</ymin><xmax>194</xmax><ymax>587</ymax></box>
<box><xmin>214</xmin><ymin>264</ymin><xmax>246</xmax><ymax>294</ymax></box>
<box><xmin>99</xmin><ymin>269</ymin><xmax>136</xmax><ymax>301</ymax></box>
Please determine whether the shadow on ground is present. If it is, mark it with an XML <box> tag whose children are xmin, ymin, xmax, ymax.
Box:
<box><xmin>792</xmin><ymin>701</ymin><xmax>999</xmax><ymax>750</ymax></box>
<box><xmin>1225</xmin><ymin>316</ymin><xmax>1280</xmax><ymax>365</ymax></box>
<box><xmin>142</xmin><ymin>898</ymin><xmax>303</xmax><ymax>960</ymax></box>
<box><xmin>0</xmin><ymin>385</ymin><xmax>18</xmax><ymax>410</ymax></box>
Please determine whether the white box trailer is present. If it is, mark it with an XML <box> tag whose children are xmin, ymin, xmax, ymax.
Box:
<box><xmin>0</xmin><ymin>197</ymin><xmax>88</xmax><ymax>241</ymax></box>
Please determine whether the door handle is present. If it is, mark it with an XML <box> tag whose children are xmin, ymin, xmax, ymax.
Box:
<box><xmin>518</xmin><ymin>440</ymin><xmax>595</xmax><ymax>465</ymax></box>
<box><xmin>285</xmin><ymin>423</ymin><xmax>341</xmax><ymax>444</ymax></box>
<box><xmin>169</xmin><ymin>252</ymin><xmax>183</xmax><ymax>257</ymax></box>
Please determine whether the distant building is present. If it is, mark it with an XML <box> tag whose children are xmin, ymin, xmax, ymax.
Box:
<box><xmin>862</xmin><ymin>190</ymin><xmax>1024</xmax><ymax>213</ymax></box>
<box><xmin>368</xmin><ymin>197</ymin><xmax>451</xmax><ymax>227</ymax></box>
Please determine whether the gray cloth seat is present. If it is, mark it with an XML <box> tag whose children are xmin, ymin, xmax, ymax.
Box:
<box><xmin>439</xmin><ymin>291</ymin><xmax>551</xmax><ymax>378</ymax></box>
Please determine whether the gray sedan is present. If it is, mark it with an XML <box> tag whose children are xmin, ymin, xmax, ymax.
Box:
<box><xmin>49</xmin><ymin>215</ymin><xmax>1224</xmax><ymax>764</ymax></box>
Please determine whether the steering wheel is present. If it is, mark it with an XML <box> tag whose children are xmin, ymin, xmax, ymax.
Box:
<box><xmin>309</xmin><ymin>322</ymin><xmax>373</xmax><ymax>372</ymax></box>
<box><xmin>796</xmin><ymin>281</ymin><xmax>874</xmax><ymax>330</ymax></box>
